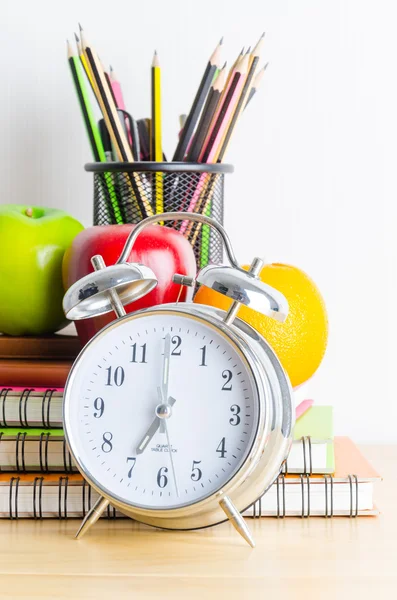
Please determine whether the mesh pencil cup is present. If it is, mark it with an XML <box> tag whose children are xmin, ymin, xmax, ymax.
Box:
<box><xmin>85</xmin><ymin>162</ymin><xmax>233</xmax><ymax>269</ymax></box>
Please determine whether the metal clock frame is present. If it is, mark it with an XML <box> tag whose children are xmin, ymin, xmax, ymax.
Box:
<box><xmin>64</xmin><ymin>304</ymin><xmax>293</xmax><ymax>536</ymax></box>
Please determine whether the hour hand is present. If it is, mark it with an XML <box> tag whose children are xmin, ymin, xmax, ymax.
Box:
<box><xmin>136</xmin><ymin>396</ymin><xmax>176</xmax><ymax>455</ymax></box>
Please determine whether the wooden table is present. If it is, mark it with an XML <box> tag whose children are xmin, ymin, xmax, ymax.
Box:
<box><xmin>0</xmin><ymin>445</ymin><xmax>394</xmax><ymax>599</ymax></box>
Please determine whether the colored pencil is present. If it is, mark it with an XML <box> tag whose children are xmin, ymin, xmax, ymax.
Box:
<box><xmin>109</xmin><ymin>65</ymin><xmax>126</xmax><ymax>110</ymax></box>
<box><xmin>67</xmin><ymin>40</ymin><xmax>122</xmax><ymax>224</ymax></box>
<box><xmin>186</xmin><ymin>64</ymin><xmax>227</xmax><ymax>162</ymax></box>
<box><xmin>200</xmin><ymin>52</ymin><xmax>249</xmax><ymax>163</ymax></box>
<box><xmin>217</xmin><ymin>33</ymin><xmax>265</xmax><ymax>162</ymax></box>
<box><xmin>172</xmin><ymin>38</ymin><xmax>223</xmax><ymax>161</ymax></box>
<box><xmin>185</xmin><ymin>53</ymin><xmax>250</xmax><ymax>243</ymax></box>
<box><xmin>245</xmin><ymin>63</ymin><xmax>268</xmax><ymax>108</ymax></box>
<box><xmin>137</xmin><ymin>118</ymin><xmax>150</xmax><ymax>160</ymax></box>
<box><xmin>74</xmin><ymin>33</ymin><xmax>95</xmax><ymax>92</ymax></box>
<box><xmin>180</xmin><ymin>54</ymin><xmax>248</xmax><ymax>236</ymax></box>
<box><xmin>80</xmin><ymin>27</ymin><xmax>153</xmax><ymax>217</ymax></box>
<box><xmin>151</xmin><ymin>51</ymin><xmax>163</xmax><ymax>215</ymax></box>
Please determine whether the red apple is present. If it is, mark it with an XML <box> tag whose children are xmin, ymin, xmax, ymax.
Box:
<box><xmin>63</xmin><ymin>225</ymin><xmax>197</xmax><ymax>345</ymax></box>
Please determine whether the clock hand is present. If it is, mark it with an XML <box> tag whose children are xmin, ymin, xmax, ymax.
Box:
<box><xmin>136</xmin><ymin>396</ymin><xmax>176</xmax><ymax>455</ymax></box>
<box><xmin>157</xmin><ymin>387</ymin><xmax>179</xmax><ymax>498</ymax></box>
<box><xmin>159</xmin><ymin>333</ymin><xmax>172</xmax><ymax>433</ymax></box>
<box><xmin>163</xmin><ymin>419</ymin><xmax>179</xmax><ymax>497</ymax></box>
<box><xmin>162</xmin><ymin>333</ymin><xmax>171</xmax><ymax>405</ymax></box>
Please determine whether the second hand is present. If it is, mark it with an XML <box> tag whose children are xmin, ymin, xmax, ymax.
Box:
<box><xmin>157</xmin><ymin>386</ymin><xmax>179</xmax><ymax>497</ymax></box>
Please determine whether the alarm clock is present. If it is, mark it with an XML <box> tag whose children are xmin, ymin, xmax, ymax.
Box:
<box><xmin>62</xmin><ymin>212</ymin><xmax>294</xmax><ymax>547</ymax></box>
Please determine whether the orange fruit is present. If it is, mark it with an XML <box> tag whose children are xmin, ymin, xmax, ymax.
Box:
<box><xmin>194</xmin><ymin>263</ymin><xmax>328</xmax><ymax>388</ymax></box>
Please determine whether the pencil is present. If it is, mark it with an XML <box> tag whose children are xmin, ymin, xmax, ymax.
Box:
<box><xmin>67</xmin><ymin>40</ymin><xmax>122</xmax><ymax>224</ymax></box>
<box><xmin>74</xmin><ymin>32</ymin><xmax>95</xmax><ymax>92</ymax></box>
<box><xmin>186</xmin><ymin>63</ymin><xmax>227</xmax><ymax>162</ymax></box>
<box><xmin>109</xmin><ymin>65</ymin><xmax>126</xmax><ymax>110</ymax></box>
<box><xmin>151</xmin><ymin>51</ymin><xmax>163</xmax><ymax>215</ymax></box>
<box><xmin>180</xmin><ymin>55</ymin><xmax>248</xmax><ymax>236</ymax></box>
<box><xmin>245</xmin><ymin>62</ymin><xmax>268</xmax><ymax>108</ymax></box>
<box><xmin>102</xmin><ymin>60</ymin><xmax>118</xmax><ymax>108</ymax></box>
<box><xmin>172</xmin><ymin>38</ymin><xmax>222</xmax><ymax>161</ymax></box>
<box><xmin>80</xmin><ymin>27</ymin><xmax>153</xmax><ymax>217</ymax></box>
<box><xmin>200</xmin><ymin>52</ymin><xmax>249</xmax><ymax>163</ymax></box>
<box><xmin>182</xmin><ymin>53</ymin><xmax>249</xmax><ymax>241</ymax></box>
<box><xmin>137</xmin><ymin>118</ymin><xmax>150</xmax><ymax>160</ymax></box>
<box><xmin>217</xmin><ymin>33</ymin><xmax>265</xmax><ymax>161</ymax></box>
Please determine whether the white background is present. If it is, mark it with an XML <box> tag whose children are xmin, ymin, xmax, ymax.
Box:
<box><xmin>0</xmin><ymin>0</ymin><xmax>395</xmax><ymax>443</ymax></box>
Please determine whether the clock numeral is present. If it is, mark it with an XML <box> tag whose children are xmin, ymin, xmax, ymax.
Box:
<box><xmin>105</xmin><ymin>366</ymin><xmax>125</xmax><ymax>387</ymax></box>
<box><xmin>229</xmin><ymin>404</ymin><xmax>241</xmax><ymax>426</ymax></box>
<box><xmin>157</xmin><ymin>466</ymin><xmax>169</xmax><ymax>488</ymax></box>
<box><xmin>131</xmin><ymin>343</ymin><xmax>147</xmax><ymax>364</ymax></box>
<box><xmin>221</xmin><ymin>369</ymin><xmax>233</xmax><ymax>391</ymax></box>
<box><xmin>190</xmin><ymin>460</ymin><xmax>202</xmax><ymax>481</ymax></box>
<box><xmin>101</xmin><ymin>432</ymin><xmax>113</xmax><ymax>453</ymax></box>
<box><xmin>171</xmin><ymin>335</ymin><xmax>182</xmax><ymax>356</ymax></box>
<box><xmin>93</xmin><ymin>397</ymin><xmax>104</xmax><ymax>419</ymax></box>
<box><xmin>126</xmin><ymin>457</ymin><xmax>136</xmax><ymax>478</ymax></box>
<box><xmin>216</xmin><ymin>437</ymin><xmax>227</xmax><ymax>458</ymax></box>
<box><xmin>199</xmin><ymin>345</ymin><xmax>207</xmax><ymax>367</ymax></box>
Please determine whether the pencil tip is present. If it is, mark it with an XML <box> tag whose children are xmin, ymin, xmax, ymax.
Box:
<box><xmin>78</xmin><ymin>22</ymin><xmax>83</xmax><ymax>31</ymax></box>
<box><xmin>246</xmin><ymin>46</ymin><xmax>251</xmax><ymax>54</ymax></box>
<box><xmin>74</xmin><ymin>32</ymin><xmax>79</xmax><ymax>42</ymax></box>
<box><xmin>109</xmin><ymin>65</ymin><xmax>113</xmax><ymax>72</ymax></box>
<box><xmin>152</xmin><ymin>51</ymin><xmax>160</xmax><ymax>67</ymax></box>
<box><xmin>261</xmin><ymin>31</ymin><xmax>266</xmax><ymax>39</ymax></box>
<box><xmin>240</xmin><ymin>46</ymin><xmax>245</xmax><ymax>55</ymax></box>
<box><xmin>222</xmin><ymin>61</ymin><xmax>227</xmax><ymax>69</ymax></box>
<box><xmin>219</xmin><ymin>36</ymin><xmax>224</xmax><ymax>45</ymax></box>
<box><xmin>263</xmin><ymin>62</ymin><xmax>269</xmax><ymax>70</ymax></box>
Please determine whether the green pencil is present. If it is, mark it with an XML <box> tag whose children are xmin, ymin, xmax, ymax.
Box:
<box><xmin>67</xmin><ymin>40</ymin><xmax>123</xmax><ymax>224</ymax></box>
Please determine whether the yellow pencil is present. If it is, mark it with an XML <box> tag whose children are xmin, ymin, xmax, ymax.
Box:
<box><xmin>151</xmin><ymin>51</ymin><xmax>163</xmax><ymax>214</ymax></box>
<box><xmin>80</xmin><ymin>26</ymin><xmax>153</xmax><ymax>218</ymax></box>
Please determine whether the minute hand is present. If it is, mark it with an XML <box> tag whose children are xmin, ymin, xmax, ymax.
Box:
<box><xmin>162</xmin><ymin>333</ymin><xmax>171</xmax><ymax>404</ymax></box>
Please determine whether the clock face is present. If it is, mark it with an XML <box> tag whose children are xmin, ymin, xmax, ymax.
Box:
<box><xmin>64</xmin><ymin>310</ymin><xmax>260</xmax><ymax>510</ymax></box>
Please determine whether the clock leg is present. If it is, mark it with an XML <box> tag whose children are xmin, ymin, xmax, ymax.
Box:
<box><xmin>219</xmin><ymin>496</ymin><xmax>255</xmax><ymax>548</ymax></box>
<box><xmin>75</xmin><ymin>496</ymin><xmax>110</xmax><ymax>540</ymax></box>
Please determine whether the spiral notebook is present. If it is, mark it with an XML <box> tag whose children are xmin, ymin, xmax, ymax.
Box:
<box><xmin>246</xmin><ymin>437</ymin><xmax>380</xmax><ymax>518</ymax></box>
<box><xmin>0</xmin><ymin>388</ymin><xmax>334</xmax><ymax>475</ymax></box>
<box><xmin>0</xmin><ymin>438</ymin><xmax>379</xmax><ymax>519</ymax></box>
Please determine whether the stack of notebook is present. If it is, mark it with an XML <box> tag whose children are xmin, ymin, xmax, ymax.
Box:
<box><xmin>0</xmin><ymin>334</ymin><xmax>81</xmax><ymax>387</ymax></box>
<box><xmin>0</xmin><ymin>374</ymin><xmax>381</xmax><ymax>519</ymax></box>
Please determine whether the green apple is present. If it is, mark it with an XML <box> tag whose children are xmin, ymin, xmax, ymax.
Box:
<box><xmin>0</xmin><ymin>205</ymin><xmax>84</xmax><ymax>336</ymax></box>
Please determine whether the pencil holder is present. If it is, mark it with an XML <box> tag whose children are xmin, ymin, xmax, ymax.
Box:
<box><xmin>85</xmin><ymin>162</ymin><xmax>233</xmax><ymax>269</ymax></box>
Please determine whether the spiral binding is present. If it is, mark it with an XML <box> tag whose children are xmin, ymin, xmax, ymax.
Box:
<box><xmin>324</xmin><ymin>474</ymin><xmax>334</xmax><ymax>517</ymax></box>
<box><xmin>82</xmin><ymin>479</ymin><xmax>92</xmax><ymax>517</ymax></box>
<box><xmin>0</xmin><ymin>387</ymin><xmax>60</xmax><ymax>428</ymax></box>
<box><xmin>9</xmin><ymin>476</ymin><xmax>20</xmax><ymax>519</ymax></box>
<box><xmin>300</xmin><ymin>474</ymin><xmax>311</xmax><ymax>517</ymax></box>
<box><xmin>58</xmin><ymin>476</ymin><xmax>69</xmax><ymax>518</ymax></box>
<box><xmin>33</xmin><ymin>476</ymin><xmax>44</xmax><ymax>519</ymax></box>
<box><xmin>39</xmin><ymin>433</ymin><xmax>50</xmax><ymax>473</ymax></box>
<box><xmin>42</xmin><ymin>389</ymin><xmax>56</xmax><ymax>428</ymax></box>
<box><xmin>15</xmin><ymin>432</ymin><xmax>27</xmax><ymax>472</ymax></box>
<box><xmin>0</xmin><ymin>388</ymin><xmax>11</xmax><ymax>427</ymax></box>
<box><xmin>282</xmin><ymin>435</ymin><xmax>313</xmax><ymax>475</ymax></box>
<box><xmin>0</xmin><ymin>430</ymin><xmax>75</xmax><ymax>473</ymax></box>
<box><xmin>62</xmin><ymin>439</ymin><xmax>74</xmax><ymax>473</ymax></box>
<box><xmin>348</xmin><ymin>474</ymin><xmax>359</xmax><ymax>517</ymax></box>
<box><xmin>276</xmin><ymin>474</ymin><xmax>286</xmax><ymax>518</ymax></box>
<box><xmin>250</xmin><ymin>473</ymin><xmax>360</xmax><ymax>518</ymax></box>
